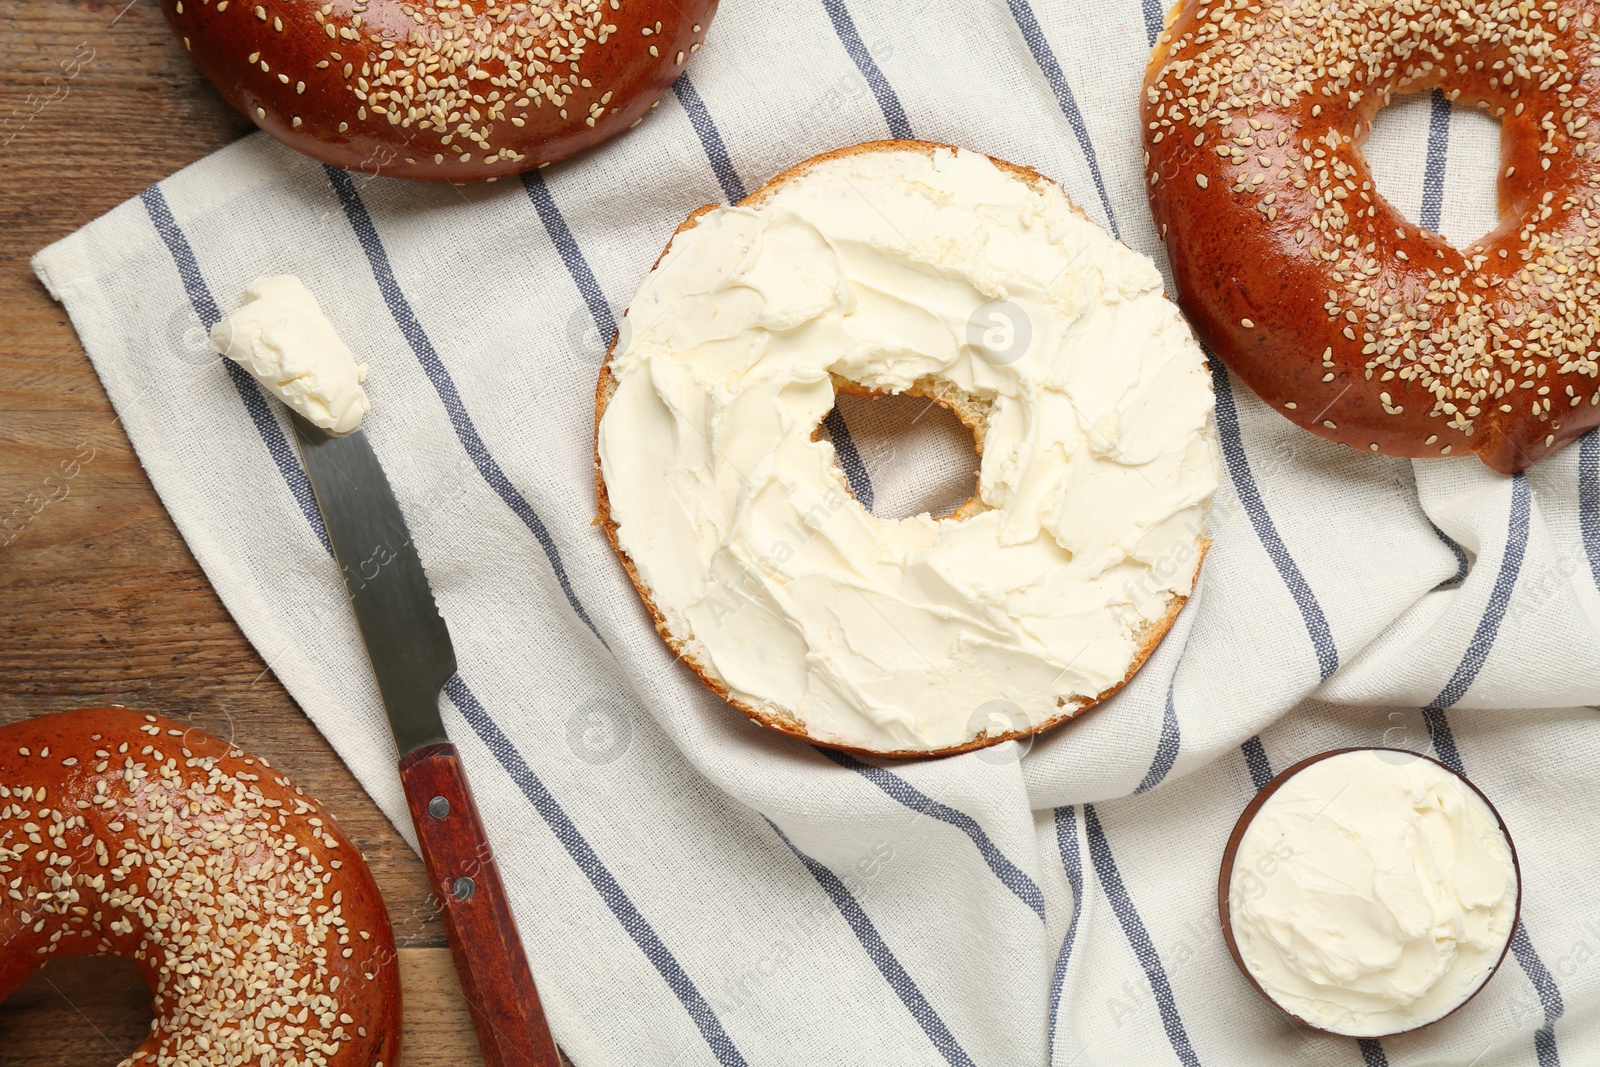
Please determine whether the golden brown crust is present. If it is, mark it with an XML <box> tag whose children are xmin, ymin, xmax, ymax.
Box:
<box><xmin>0</xmin><ymin>708</ymin><xmax>400</xmax><ymax>1066</ymax></box>
<box><xmin>594</xmin><ymin>140</ymin><xmax>1206</xmax><ymax>758</ymax></box>
<box><xmin>1144</xmin><ymin>0</ymin><xmax>1600</xmax><ymax>474</ymax></box>
<box><xmin>158</xmin><ymin>0</ymin><xmax>718</xmax><ymax>182</ymax></box>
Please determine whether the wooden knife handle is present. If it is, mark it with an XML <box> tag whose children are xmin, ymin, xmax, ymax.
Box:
<box><xmin>399</xmin><ymin>742</ymin><xmax>562</xmax><ymax>1067</ymax></box>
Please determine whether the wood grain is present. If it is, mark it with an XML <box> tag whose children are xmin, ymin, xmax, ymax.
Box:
<box><xmin>0</xmin><ymin>2</ymin><xmax>567</xmax><ymax>1062</ymax></box>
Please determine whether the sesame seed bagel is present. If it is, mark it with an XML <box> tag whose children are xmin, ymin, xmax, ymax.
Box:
<box><xmin>1143</xmin><ymin>0</ymin><xmax>1600</xmax><ymax>473</ymax></box>
<box><xmin>595</xmin><ymin>140</ymin><xmax>1219</xmax><ymax>758</ymax></box>
<box><xmin>0</xmin><ymin>709</ymin><xmax>400</xmax><ymax>1067</ymax></box>
<box><xmin>158</xmin><ymin>0</ymin><xmax>717</xmax><ymax>182</ymax></box>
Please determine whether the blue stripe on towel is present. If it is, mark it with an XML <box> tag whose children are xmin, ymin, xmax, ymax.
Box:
<box><xmin>446</xmin><ymin>677</ymin><xmax>750</xmax><ymax>1067</ymax></box>
<box><xmin>820</xmin><ymin>0</ymin><xmax>912</xmax><ymax>139</ymax></box>
<box><xmin>1083</xmin><ymin>804</ymin><xmax>1201</xmax><ymax>1066</ymax></box>
<box><xmin>1423</xmin><ymin>475</ymin><xmax>1531</xmax><ymax>734</ymax></box>
<box><xmin>1133</xmin><ymin>676</ymin><xmax>1182</xmax><ymax>794</ymax></box>
<box><xmin>324</xmin><ymin>167</ymin><xmax>605</xmax><ymax>646</ymax></box>
<box><xmin>1048</xmin><ymin>806</ymin><xmax>1085</xmax><ymax>1066</ymax></box>
<box><xmin>1210</xmin><ymin>356</ymin><xmax>1340</xmax><ymax>680</ymax></box>
<box><xmin>1418</xmin><ymin>476</ymin><xmax>1560</xmax><ymax>1064</ymax></box>
<box><xmin>140</xmin><ymin>186</ymin><xmax>331</xmax><ymax>551</ymax></box>
<box><xmin>1004</xmin><ymin>0</ymin><xmax>1121</xmax><ymax>238</ymax></box>
<box><xmin>819</xmin><ymin>748</ymin><xmax>1045</xmax><ymax>920</ymax></box>
<box><xmin>823</xmin><ymin>408</ymin><xmax>876</xmax><ymax>509</ymax></box>
<box><xmin>1240</xmin><ymin>736</ymin><xmax>1274</xmax><ymax>792</ymax></box>
<box><xmin>1419</xmin><ymin>89</ymin><xmax>1452</xmax><ymax>233</ymax></box>
<box><xmin>1510</xmin><ymin>921</ymin><xmax>1566</xmax><ymax>1067</ymax></box>
<box><xmin>1359</xmin><ymin>1038</ymin><xmax>1390</xmax><ymax>1066</ymax></box>
<box><xmin>520</xmin><ymin>171</ymin><xmax>619</xmax><ymax>344</ymax></box>
<box><xmin>1430</xmin><ymin>521</ymin><xmax>1470</xmax><ymax>588</ymax></box>
<box><xmin>146</xmin><ymin>187</ymin><xmax>749</xmax><ymax>1066</ymax></box>
<box><xmin>1580</xmin><ymin>431</ymin><xmax>1600</xmax><ymax>594</ymax></box>
<box><xmin>672</xmin><ymin>74</ymin><xmax>749</xmax><ymax>203</ymax></box>
<box><xmin>1140</xmin><ymin>0</ymin><xmax>1165</xmax><ymax>46</ymax></box>
<box><xmin>769</xmin><ymin>818</ymin><xmax>977</xmax><ymax>1067</ymax></box>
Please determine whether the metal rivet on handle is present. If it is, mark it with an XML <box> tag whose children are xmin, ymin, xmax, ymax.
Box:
<box><xmin>452</xmin><ymin>876</ymin><xmax>476</xmax><ymax>901</ymax></box>
<box><xmin>427</xmin><ymin>795</ymin><xmax>450</xmax><ymax>819</ymax></box>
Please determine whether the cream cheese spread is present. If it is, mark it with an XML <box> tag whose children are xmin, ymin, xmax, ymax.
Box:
<box><xmin>598</xmin><ymin>144</ymin><xmax>1220</xmax><ymax>752</ymax></box>
<box><xmin>210</xmin><ymin>275</ymin><xmax>370</xmax><ymax>434</ymax></box>
<box><xmin>1229</xmin><ymin>750</ymin><xmax>1518</xmax><ymax>1036</ymax></box>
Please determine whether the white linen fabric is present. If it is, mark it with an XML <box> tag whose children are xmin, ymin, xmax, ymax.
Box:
<box><xmin>31</xmin><ymin>2</ymin><xmax>1600</xmax><ymax>1064</ymax></box>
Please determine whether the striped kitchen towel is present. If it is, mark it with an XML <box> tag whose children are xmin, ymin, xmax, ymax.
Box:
<box><xmin>32</xmin><ymin>2</ymin><xmax>1600</xmax><ymax>1065</ymax></box>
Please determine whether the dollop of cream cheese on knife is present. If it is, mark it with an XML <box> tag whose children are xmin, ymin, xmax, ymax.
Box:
<box><xmin>210</xmin><ymin>275</ymin><xmax>370</xmax><ymax>434</ymax></box>
<box><xmin>1229</xmin><ymin>750</ymin><xmax>1518</xmax><ymax>1036</ymax></box>
<box><xmin>598</xmin><ymin>146</ymin><xmax>1220</xmax><ymax>753</ymax></box>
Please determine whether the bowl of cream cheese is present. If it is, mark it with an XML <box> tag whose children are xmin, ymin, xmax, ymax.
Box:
<box><xmin>1218</xmin><ymin>747</ymin><xmax>1520</xmax><ymax>1038</ymax></box>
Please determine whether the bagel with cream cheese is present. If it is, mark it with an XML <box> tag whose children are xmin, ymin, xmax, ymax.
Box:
<box><xmin>596</xmin><ymin>141</ymin><xmax>1221</xmax><ymax>757</ymax></box>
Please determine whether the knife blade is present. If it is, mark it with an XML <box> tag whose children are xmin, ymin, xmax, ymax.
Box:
<box><xmin>290</xmin><ymin>413</ymin><xmax>562</xmax><ymax>1067</ymax></box>
<box><xmin>292</xmin><ymin>416</ymin><xmax>454</xmax><ymax>756</ymax></box>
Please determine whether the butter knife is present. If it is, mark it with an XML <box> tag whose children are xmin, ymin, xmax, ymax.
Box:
<box><xmin>288</xmin><ymin>412</ymin><xmax>562</xmax><ymax>1067</ymax></box>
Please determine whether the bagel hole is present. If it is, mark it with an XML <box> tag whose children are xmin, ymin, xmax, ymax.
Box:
<box><xmin>1362</xmin><ymin>88</ymin><xmax>1504</xmax><ymax>247</ymax></box>
<box><xmin>0</xmin><ymin>954</ymin><xmax>153</xmax><ymax>1061</ymax></box>
<box><xmin>819</xmin><ymin>389</ymin><xmax>983</xmax><ymax>521</ymax></box>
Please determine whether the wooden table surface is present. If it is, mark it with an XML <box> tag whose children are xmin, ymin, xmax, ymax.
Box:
<box><xmin>0</xmin><ymin>2</ymin><xmax>552</xmax><ymax>1062</ymax></box>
